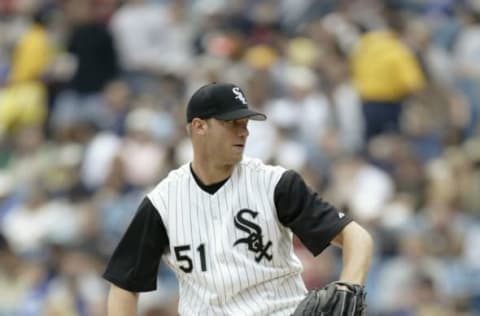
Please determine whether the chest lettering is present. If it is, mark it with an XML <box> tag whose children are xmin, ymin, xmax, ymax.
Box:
<box><xmin>233</xmin><ymin>209</ymin><xmax>273</xmax><ymax>263</ymax></box>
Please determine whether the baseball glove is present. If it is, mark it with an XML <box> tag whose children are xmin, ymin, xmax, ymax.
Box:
<box><xmin>292</xmin><ymin>281</ymin><xmax>367</xmax><ymax>316</ymax></box>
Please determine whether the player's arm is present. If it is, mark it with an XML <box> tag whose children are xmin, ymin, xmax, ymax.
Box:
<box><xmin>331</xmin><ymin>221</ymin><xmax>373</xmax><ymax>285</ymax></box>
<box><xmin>103</xmin><ymin>197</ymin><xmax>169</xmax><ymax>315</ymax></box>
<box><xmin>107</xmin><ymin>284</ymin><xmax>139</xmax><ymax>316</ymax></box>
<box><xmin>274</xmin><ymin>169</ymin><xmax>373</xmax><ymax>282</ymax></box>
<box><xmin>276</xmin><ymin>170</ymin><xmax>372</xmax><ymax>314</ymax></box>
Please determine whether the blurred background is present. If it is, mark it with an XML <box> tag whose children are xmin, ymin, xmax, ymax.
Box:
<box><xmin>0</xmin><ymin>0</ymin><xmax>479</xmax><ymax>315</ymax></box>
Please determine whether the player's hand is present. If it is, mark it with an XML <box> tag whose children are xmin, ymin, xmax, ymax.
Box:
<box><xmin>292</xmin><ymin>281</ymin><xmax>367</xmax><ymax>315</ymax></box>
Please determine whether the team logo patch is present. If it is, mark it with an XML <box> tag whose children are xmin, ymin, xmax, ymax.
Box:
<box><xmin>233</xmin><ymin>209</ymin><xmax>272</xmax><ymax>262</ymax></box>
<box><xmin>232</xmin><ymin>87</ymin><xmax>247</xmax><ymax>104</ymax></box>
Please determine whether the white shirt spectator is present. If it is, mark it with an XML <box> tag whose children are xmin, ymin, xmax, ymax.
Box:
<box><xmin>81</xmin><ymin>132</ymin><xmax>122</xmax><ymax>190</ymax></box>
<box><xmin>110</xmin><ymin>1</ymin><xmax>192</xmax><ymax>75</ymax></box>
<box><xmin>333</xmin><ymin>82</ymin><xmax>364</xmax><ymax>153</ymax></box>
<box><xmin>454</xmin><ymin>24</ymin><xmax>480</xmax><ymax>77</ymax></box>
<box><xmin>244</xmin><ymin>119</ymin><xmax>278</xmax><ymax>163</ymax></box>
<box><xmin>3</xmin><ymin>199</ymin><xmax>83</xmax><ymax>254</ymax></box>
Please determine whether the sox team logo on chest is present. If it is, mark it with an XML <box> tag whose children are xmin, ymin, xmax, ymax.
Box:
<box><xmin>233</xmin><ymin>209</ymin><xmax>273</xmax><ymax>263</ymax></box>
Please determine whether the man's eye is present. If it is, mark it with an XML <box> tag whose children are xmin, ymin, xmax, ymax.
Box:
<box><xmin>222</xmin><ymin>119</ymin><xmax>247</xmax><ymax>127</ymax></box>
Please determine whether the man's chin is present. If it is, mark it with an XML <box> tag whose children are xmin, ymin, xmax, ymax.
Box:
<box><xmin>228</xmin><ymin>153</ymin><xmax>243</xmax><ymax>165</ymax></box>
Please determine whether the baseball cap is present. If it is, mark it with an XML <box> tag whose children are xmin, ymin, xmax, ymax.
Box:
<box><xmin>186</xmin><ymin>83</ymin><xmax>267</xmax><ymax>123</ymax></box>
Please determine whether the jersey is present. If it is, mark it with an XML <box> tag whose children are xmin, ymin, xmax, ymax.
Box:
<box><xmin>103</xmin><ymin>157</ymin><xmax>352</xmax><ymax>316</ymax></box>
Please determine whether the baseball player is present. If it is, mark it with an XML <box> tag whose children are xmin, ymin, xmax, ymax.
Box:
<box><xmin>103</xmin><ymin>83</ymin><xmax>373</xmax><ymax>315</ymax></box>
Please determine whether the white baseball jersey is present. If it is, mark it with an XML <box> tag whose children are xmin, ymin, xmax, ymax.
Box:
<box><xmin>104</xmin><ymin>157</ymin><xmax>352</xmax><ymax>315</ymax></box>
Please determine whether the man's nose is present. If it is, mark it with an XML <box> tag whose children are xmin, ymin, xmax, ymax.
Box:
<box><xmin>238</xmin><ymin>125</ymin><xmax>249</xmax><ymax>137</ymax></box>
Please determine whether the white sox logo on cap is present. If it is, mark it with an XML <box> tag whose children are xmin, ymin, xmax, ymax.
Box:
<box><xmin>232</xmin><ymin>87</ymin><xmax>247</xmax><ymax>104</ymax></box>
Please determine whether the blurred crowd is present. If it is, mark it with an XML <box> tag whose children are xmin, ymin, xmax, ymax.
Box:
<box><xmin>0</xmin><ymin>0</ymin><xmax>479</xmax><ymax>315</ymax></box>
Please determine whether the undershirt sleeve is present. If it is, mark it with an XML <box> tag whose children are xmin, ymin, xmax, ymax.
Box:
<box><xmin>274</xmin><ymin>170</ymin><xmax>352</xmax><ymax>256</ymax></box>
<box><xmin>102</xmin><ymin>197</ymin><xmax>169</xmax><ymax>292</ymax></box>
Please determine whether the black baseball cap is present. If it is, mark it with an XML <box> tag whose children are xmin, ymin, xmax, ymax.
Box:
<box><xmin>186</xmin><ymin>83</ymin><xmax>267</xmax><ymax>123</ymax></box>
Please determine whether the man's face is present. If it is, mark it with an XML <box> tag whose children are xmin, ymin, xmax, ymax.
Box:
<box><xmin>205</xmin><ymin>118</ymin><xmax>249</xmax><ymax>165</ymax></box>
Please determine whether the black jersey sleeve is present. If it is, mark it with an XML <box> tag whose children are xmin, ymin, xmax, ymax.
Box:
<box><xmin>274</xmin><ymin>170</ymin><xmax>352</xmax><ymax>256</ymax></box>
<box><xmin>102</xmin><ymin>197</ymin><xmax>169</xmax><ymax>292</ymax></box>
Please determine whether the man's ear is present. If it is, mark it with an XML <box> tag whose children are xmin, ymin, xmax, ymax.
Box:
<box><xmin>191</xmin><ymin>118</ymin><xmax>208</xmax><ymax>136</ymax></box>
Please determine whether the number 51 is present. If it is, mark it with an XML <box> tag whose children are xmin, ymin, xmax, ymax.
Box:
<box><xmin>174</xmin><ymin>243</ymin><xmax>207</xmax><ymax>273</ymax></box>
